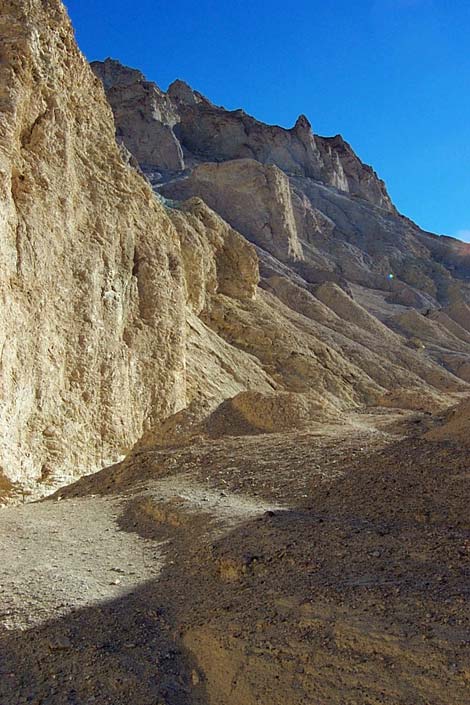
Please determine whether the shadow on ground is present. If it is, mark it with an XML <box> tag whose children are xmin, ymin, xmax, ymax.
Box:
<box><xmin>2</xmin><ymin>437</ymin><xmax>470</xmax><ymax>704</ymax></box>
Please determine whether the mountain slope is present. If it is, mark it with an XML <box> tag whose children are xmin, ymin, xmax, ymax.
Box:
<box><xmin>1</xmin><ymin>7</ymin><xmax>469</xmax><ymax>494</ymax></box>
<box><xmin>90</xmin><ymin>58</ymin><xmax>470</xmax><ymax>432</ymax></box>
<box><xmin>2</xmin><ymin>5</ymin><xmax>470</xmax><ymax>705</ymax></box>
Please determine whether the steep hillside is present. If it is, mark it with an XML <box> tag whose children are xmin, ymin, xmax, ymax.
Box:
<box><xmin>0</xmin><ymin>1</ymin><xmax>187</xmax><ymax>489</ymax></box>
<box><xmin>4</xmin><ymin>0</ymin><xmax>453</xmax><ymax>499</ymax></box>
<box><xmin>92</xmin><ymin>58</ymin><xmax>470</xmax><ymax>310</ymax></box>
<box><xmin>1</xmin><ymin>3</ymin><xmax>469</xmax><ymax>499</ymax></box>
<box><xmin>91</xmin><ymin>58</ymin><xmax>470</xmax><ymax>434</ymax></box>
<box><xmin>2</xmin><ymin>4</ymin><xmax>470</xmax><ymax>705</ymax></box>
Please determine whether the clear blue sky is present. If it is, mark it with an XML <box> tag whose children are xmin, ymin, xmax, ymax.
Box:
<box><xmin>64</xmin><ymin>0</ymin><xmax>470</xmax><ymax>241</ymax></box>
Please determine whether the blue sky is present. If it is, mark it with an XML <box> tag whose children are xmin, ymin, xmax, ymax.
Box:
<box><xmin>64</xmin><ymin>0</ymin><xmax>470</xmax><ymax>241</ymax></box>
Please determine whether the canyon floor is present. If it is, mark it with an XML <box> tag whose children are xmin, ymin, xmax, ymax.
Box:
<box><xmin>1</xmin><ymin>407</ymin><xmax>469</xmax><ymax>705</ymax></box>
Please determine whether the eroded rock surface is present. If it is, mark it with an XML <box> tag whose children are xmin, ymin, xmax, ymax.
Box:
<box><xmin>2</xmin><ymin>5</ymin><xmax>470</xmax><ymax>705</ymax></box>
<box><xmin>3</xmin><ymin>3</ymin><xmax>470</xmax><ymax>500</ymax></box>
<box><xmin>93</xmin><ymin>59</ymin><xmax>470</xmax><ymax>308</ymax></box>
<box><xmin>161</xmin><ymin>160</ymin><xmax>304</xmax><ymax>262</ymax></box>
<box><xmin>92</xmin><ymin>59</ymin><xmax>394</xmax><ymax>210</ymax></box>
<box><xmin>0</xmin><ymin>0</ymin><xmax>187</xmax><ymax>487</ymax></box>
<box><xmin>91</xmin><ymin>58</ymin><xmax>184</xmax><ymax>171</ymax></box>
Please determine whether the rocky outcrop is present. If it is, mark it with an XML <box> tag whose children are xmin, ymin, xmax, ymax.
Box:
<box><xmin>160</xmin><ymin>160</ymin><xmax>304</xmax><ymax>262</ymax></box>
<box><xmin>2</xmin><ymin>2</ymin><xmax>470</xmax><ymax>497</ymax></box>
<box><xmin>138</xmin><ymin>389</ymin><xmax>339</xmax><ymax>449</ymax></box>
<box><xmin>168</xmin><ymin>197</ymin><xmax>259</xmax><ymax>313</ymax></box>
<box><xmin>173</xmin><ymin>103</ymin><xmax>395</xmax><ymax>209</ymax></box>
<box><xmin>0</xmin><ymin>0</ymin><xmax>187</xmax><ymax>487</ymax></box>
<box><xmin>91</xmin><ymin>59</ymin><xmax>184</xmax><ymax>171</ymax></box>
<box><xmin>92</xmin><ymin>59</ymin><xmax>395</xmax><ymax>211</ymax></box>
<box><xmin>315</xmin><ymin>134</ymin><xmax>394</xmax><ymax>211</ymax></box>
<box><xmin>93</xmin><ymin>59</ymin><xmax>470</xmax><ymax>315</ymax></box>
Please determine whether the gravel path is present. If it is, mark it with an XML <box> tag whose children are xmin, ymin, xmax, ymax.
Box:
<box><xmin>0</xmin><ymin>496</ymin><xmax>163</xmax><ymax>631</ymax></box>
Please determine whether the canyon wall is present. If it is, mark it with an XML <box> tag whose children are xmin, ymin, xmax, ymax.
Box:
<box><xmin>0</xmin><ymin>0</ymin><xmax>187</xmax><ymax>487</ymax></box>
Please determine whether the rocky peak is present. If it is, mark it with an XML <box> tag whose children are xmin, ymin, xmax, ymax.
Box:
<box><xmin>91</xmin><ymin>57</ymin><xmax>145</xmax><ymax>89</ymax></box>
<box><xmin>93</xmin><ymin>60</ymin><xmax>396</xmax><ymax>211</ymax></box>
<box><xmin>91</xmin><ymin>59</ymin><xmax>184</xmax><ymax>170</ymax></box>
<box><xmin>293</xmin><ymin>114</ymin><xmax>312</xmax><ymax>133</ymax></box>
<box><xmin>314</xmin><ymin>134</ymin><xmax>394</xmax><ymax>211</ymax></box>
<box><xmin>167</xmin><ymin>78</ymin><xmax>209</xmax><ymax>106</ymax></box>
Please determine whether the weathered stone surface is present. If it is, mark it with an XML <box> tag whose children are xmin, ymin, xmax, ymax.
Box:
<box><xmin>140</xmin><ymin>389</ymin><xmax>339</xmax><ymax>449</ymax></box>
<box><xmin>161</xmin><ymin>160</ymin><xmax>304</xmax><ymax>262</ymax></box>
<box><xmin>0</xmin><ymin>0</ymin><xmax>186</xmax><ymax>486</ymax></box>
<box><xmin>174</xmin><ymin>104</ymin><xmax>394</xmax><ymax>208</ymax></box>
<box><xmin>2</xmin><ymin>3</ymin><xmax>470</xmax><ymax>497</ymax></box>
<box><xmin>93</xmin><ymin>59</ymin><xmax>395</xmax><ymax>211</ymax></box>
<box><xmin>93</xmin><ymin>59</ymin><xmax>470</xmax><ymax>322</ymax></box>
<box><xmin>91</xmin><ymin>59</ymin><xmax>184</xmax><ymax>171</ymax></box>
<box><xmin>168</xmin><ymin>197</ymin><xmax>259</xmax><ymax>313</ymax></box>
<box><xmin>315</xmin><ymin>133</ymin><xmax>394</xmax><ymax>211</ymax></box>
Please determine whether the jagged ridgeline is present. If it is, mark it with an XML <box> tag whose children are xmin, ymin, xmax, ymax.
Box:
<box><xmin>1</xmin><ymin>0</ymin><xmax>470</xmax><ymax>493</ymax></box>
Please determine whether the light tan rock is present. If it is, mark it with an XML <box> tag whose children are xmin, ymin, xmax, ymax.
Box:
<box><xmin>315</xmin><ymin>134</ymin><xmax>394</xmax><ymax>211</ymax></box>
<box><xmin>0</xmin><ymin>0</ymin><xmax>186</xmax><ymax>486</ymax></box>
<box><xmin>315</xmin><ymin>281</ymin><xmax>396</xmax><ymax>340</ymax></box>
<box><xmin>139</xmin><ymin>389</ymin><xmax>339</xmax><ymax>449</ymax></box>
<box><xmin>376</xmin><ymin>388</ymin><xmax>453</xmax><ymax>414</ymax></box>
<box><xmin>168</xmin><ymin>198</ymin><xmax>277</xmax><ymax>408</ymax></box>
<box><xmin>203</xmin><ymin>290</ymin><xmax>383</xmax><ymax>406</ymax></box>
<box><xmin>216</xmin><ymin>390</ymin><xmax>338</xmax><ymax>434</ymax></box>
<box><xmin>94</xmin><ymin>61</ymin><xmax>396</xmax><ymax>211</ymax></box>
<box><xmin>260</xmin><ymin>274</ymin><xmax>467</xmax><ymax>395</ymax></box>
<box><xmin>430</xmin><ymin>309</ymin><xmax>470</xmax><ymax>345</ymax></box>
<box><xmin>168</xmin><ymin>197</ymin><xmax>259</xmax><ymax>313</ymax></box>
<box><xmin>173</xmin><ymin>98</ymin><xmax>395</xmax><ymax>209</ymax></box>
<box><xmin>92</xmin><ymin>59</ymin><xmax>470</xmax><ymax>312</ymax></box>
<box><xmin>185</xmin><ymin>313</ymin><xmax>276</xmax><ymax>407</ymax></box>
<box><xmin>2</xmin><ymin>0</ymin><xmax>470</xmax><ymax>497</ymax></box>
<box><xmin>161</xmin><ymin>160</ymin><xmax>304</xmax><ymax>262</ymax></box>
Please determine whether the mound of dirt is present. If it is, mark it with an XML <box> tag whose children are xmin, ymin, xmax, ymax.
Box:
<box><xmin>141</xmin><ymin>391</ymin><xmax>341</xmax><ymax>449</ymax></box>
<box><xmin>425</xmin><ymin>397</ymin><xmax>470</xmax><ymax>443</ymax></box>
<box><xmin>211</xmin><ymin>390</ymin><xmax>338</xmax><ymax>436</ymax></box>
<box><xmin>375</xmin><ymin>387</ymin><xmax>454</xmax><ymax>414</ymax></box>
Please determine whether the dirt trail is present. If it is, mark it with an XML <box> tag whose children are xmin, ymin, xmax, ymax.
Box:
<box><xmin>0</xmin><ymin>497</ymin><xmax>163</xmax><ymax>631</ymax></box>
<box><xmin>2</xmin><ymin>410</ymin><xmax>469</xmax><ymax>704</ymax></box>
<box><xmin>0</xmin><ymin>476</ymin><xmax>280</xmax><ymax>632</ymax></box>
<box><xmin>0</xmin><ymin>469</ymin><xmax>282</xmax><ymax>704</ymax></box>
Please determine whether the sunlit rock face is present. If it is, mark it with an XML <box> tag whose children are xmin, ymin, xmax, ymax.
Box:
<box><xmin>92</xmin><ymin>56</ymin><xmax>470</xmax><ymax>427</ymax></box>
<box><xmin>91</xmin><ymin>59</ymin><xmax>185</xmax><ymax>171</ymax></box>
<box><xmin>93</xmin><ymin>58</ymin><xmax>470</xmax><ymax>307</ymax></box>
<box><xmin>92</xmin><ymin>58</ymin><xmax>394</xmax><ymax>210</ymax></box>
<box><xmin>2</xmin><ymin>1</ymin><xmax>470</xmax><ymax>498</ymax></box>
<box><xmin>160</xmin><ymin>159</ymin><xmax>305</xmax><ymax>263</ymax></box>
<box><xmin>0</xmin><ymin>0</ymin><xmax>187</xmax><ymax>487</ymax></box>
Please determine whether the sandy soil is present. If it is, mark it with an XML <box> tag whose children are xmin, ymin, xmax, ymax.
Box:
<box><xmin>1</xmin><ymin>409</ymin><xmax>470</xmax><ymax>704</ymax></box>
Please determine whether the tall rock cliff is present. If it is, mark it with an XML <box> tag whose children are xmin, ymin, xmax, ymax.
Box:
<box><xmin>0</xmin><ymin>0</ymin><xmax>187</xmax><ymax>488</ymax></box>
<box><xmin>92</xmin><ymin>58</ymin><xmax>394</xmax><ymax>211</ymax></box>
<box><xmin>2</xmin><ymin>6</ymin><xmax>470</xmax><ymax>496</ymax></box>
<box><xmin>92</xmin><ymin>58</ymin><xmax>470</xmax><ymax>307</ymax></box>
<box><xmin>93</xmin><ymin>57</ymin><xmax>470</xmax><ymax>408</ymax></box>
